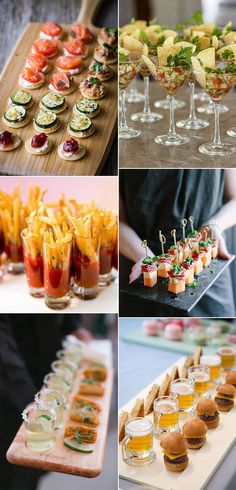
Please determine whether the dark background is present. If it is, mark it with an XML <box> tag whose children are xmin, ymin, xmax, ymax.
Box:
<box><xmin>0</xmin><ymin>0</ymin><xmax>118</xmax><ymax>176</ymax></box>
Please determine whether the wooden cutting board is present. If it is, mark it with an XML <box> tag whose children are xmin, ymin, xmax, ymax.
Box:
<box><xmin>119</xmin><ymin>356</ymin><xmax>236</xmax><ymax>490</ymax></box>
<box><xmin>7</xmin><ymin>349</ymin><xmax>114</xmax><ymax>477</ymax></box>
<box><xmin>0</xmin><ymin>21</ymin><xmax>117</xmax><ymax>176</ymax></box>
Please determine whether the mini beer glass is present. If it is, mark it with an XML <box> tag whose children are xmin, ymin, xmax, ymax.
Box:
<box><xmin>122</xmin><ymin>417</ymin><xmax>155</xmax><ymax>466</ymax></box>
<box><xmin>217</xmin><ymin>345</ymin><xmax>236</xmax><ymax>371</ymax></box>
<box><xmin>35</xmin><ymin>388</ymin><xmax>66</xmax><ymax>430</ymax></box>
<box><xmin>171</xmin><ymin>378</ymin><xmax>194</xmax><ymax>413</ymax></box>
<box><xmin>200</xmin><ymin>354</ymin><xmax>221</xmax><ymax>383</ymax></box>
<box><xmin>22</xmin><ymin>403</ymin><xmax>56</xmax><ymax>452</ymax></box>
<box><xmin>188</xmin><ymin>365</ymin><xmax>210</xmax><ymax>399</ymax></box>
<box><xmin>153</xmin><ymin>396</ymin><xmax>179</xmax><ymax>436</ymax></box>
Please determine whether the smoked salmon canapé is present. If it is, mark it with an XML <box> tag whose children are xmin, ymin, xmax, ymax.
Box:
<box><xmin>141</xmin><ymin>262</ymin><xmax>157</xmax><ymax>288</ymax></box>
<box><xmin>39</xmin><ymin>21</ymin><xmax>63</xmax><ymax>40</ymax></box>
<box><xmin>97</xmin><ymin>27</ymin><xmax>118</xmax><ymax>47</ymax></box>
<box><xmin>87</xmin><ymin>59</ymin><xmax>114</xmax><ymax>81</ymax></box>
<box><xmin>94</xmin><ymin>43</ymin><xmax>117</xmax><ymax>64</ymax></box>
<box><xmin>25</xmin><ymin>132</ymin><xmax>51</xmax><ymax>156</ymax></box>
<box><xmin>70</xmin><ymin>24</ymin><xmax>93</xmax><ymax>43</ymax></box>
<box><xmin>19</xmin><ymin>67</ymin><xmax>44</xmax><ymax>89</ymax></box>
<box><xmin>0</xmin><ymin>130</ymin><xmax>21</xmax><ymax>152</ymax></box>
<box><xmin>56</xmin><ymin>55</ymin><xmax>84</xmax><ymax>75</ymax></box>
<box><xmin>58</xmin><ymin>138</ymin><xmax>86</xmax><ymax>161</ymax></box>
<box><xmin>32</xmin><ymin>39</ymin><xmax>59</xmax><ymax>58</ymax></box>
<box><xmin>25</xmin><ymin>53</ymin><xmax>50</xmax><ymax>73</ymax></box>
<box><xmin>64</xmin><ymin>39</ymin><xmax>89</xmax><ymax>59</ymax></box>
<box><xmin>48</xmin><ymin>72</ymin><xmax>75</xmax><ymax>95</ymax></box>
<box><xmin>80</xmin><ymin>77</ymin><xmax>106</xmax><ymax>100</ymax></box>
<box><xmin>168</xmin><ymin>265</ymin><xmax>187</xmax><ymax>295</ymax></box>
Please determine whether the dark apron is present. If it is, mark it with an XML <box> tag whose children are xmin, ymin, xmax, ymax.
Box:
<box><xmin>120</xmin><ymin>169</ymin><xmax>235</xmax><ymax>317</ymax></box>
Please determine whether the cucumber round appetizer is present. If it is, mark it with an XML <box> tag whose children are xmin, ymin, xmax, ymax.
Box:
<box><xmin>70</xmin><ymin>115</ymin><xmax>92</xmax><ymax>133</ymax></box>
<box><xmin>4</xmin><ymin>105</ymin><xmax>27</xmax><ymax>123</ymax></box>
<box><xmin>40</xmin><ymin>92</ymin><xmax>66</xmax><ymax>113</ymax></box>
<box><xmin>10</xmin><ymin>90</ymin><xmax>32</xmax><ymax>107</ymax></box>
<box><xmin>75</xmin><ymin>98</ymin><xmax>99</xmax><ymax>117</ymax></box>
<box><xmin>64</xmin><ymin>438</ymin><xmax>95</xmax><ymax>453</ymax></box>
<box><xmin>35</xmin><ymin>111</ymin><xmax>58</xmax><ymax>129</ymax></box>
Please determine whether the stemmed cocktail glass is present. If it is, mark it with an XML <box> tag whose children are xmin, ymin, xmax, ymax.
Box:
<box><xmin>176</xmin><ymin>71</ymin><xmax>209</xmax><ymax>130</ymax></box>
<box><xmin>119</xmin><ymin>52</ymin><xmax>141</xmax><ymax>139</ymax></box>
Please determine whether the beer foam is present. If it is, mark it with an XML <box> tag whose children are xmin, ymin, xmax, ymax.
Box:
<box><xmin>126</xmin><ymin>418</ymin><xmax>153</xmax><ymax>437</ymax></box>
<box><xmin>172</xmin><ymin>382</ymin><xmax>193</xmax><ymax>395</ymax></box>
<box><xmin>156</xmin><ymin>400</ymin><xmax>177</xmax><ymax>413</ymax></box>
<box><xmin>200</xmin><ymin>354</ymin><xmax>221</xmax><ymax>366</ymax></box>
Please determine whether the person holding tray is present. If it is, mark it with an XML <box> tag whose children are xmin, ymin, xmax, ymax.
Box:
<box><xmin>0</xmin><ymin>314</ymin><xmax>92</xmax><ymax>490</ymax></box>
<box><xmin>119</xmin><ymin>169</ymin><xmax>236</xmax><ymax>317</ymax></box>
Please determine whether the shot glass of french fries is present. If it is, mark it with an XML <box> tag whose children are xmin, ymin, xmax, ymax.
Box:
<box><xmin>72</xmin><ymin>216</ymin><xmax>100</xmax><ymax>299</ymax></box>
<box><xmin>94</xmin><ymin>211</ymin><xmax>118</xmax><ymax>286</ymax></box>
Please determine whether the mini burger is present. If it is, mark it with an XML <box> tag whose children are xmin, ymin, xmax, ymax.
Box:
<box><xmin>196</xmin><ymin>399</ymin><xmax>220</xmax><ymax>429</ymax></box>
<box><xmin>214</xmin><ymin>383</ymin><xmax>235</xmax><ymax>412</ymax></box>
<box><xmin>182</xmin><ymin>418</ymin><xmax>207</xmax><ymax>449</ymax></box>
<box><xmin>226</xmin><ymin>372</ymin><xmax>236</xmax><ymax>388</ymax></box>
<box><xmin>160</xmin><ymin>432</ymin><xmax>188</xmax><ymax>472</ymax></box>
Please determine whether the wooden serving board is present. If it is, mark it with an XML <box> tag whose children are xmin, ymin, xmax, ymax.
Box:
<box><xmin>120</xmin><ymin>256</ymin><xmax>235</xmax><ymax>316</ymax></box>
<box><xmin>7</xmin><ymin>343</ymin><xmax>114</xmax><ymax>477</ymax></box>
<box><xmin>119</xmin><ymin>356</ymin><xmax>236</xmax><ymax>490</ymax></box>
<box><xmin>0</xmin><ymin>22</ymin><xmax>117</xmax><ymax>176</ymax></box>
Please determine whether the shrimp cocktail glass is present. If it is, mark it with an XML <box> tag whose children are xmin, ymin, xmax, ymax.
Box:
<box><xmin>43</xmin><ymin>232</ymin><xmax>72</xmax><ymax>310</ymax></box>
<box><xmin>22</xmin><ymin>228</ymin><xmax>44</xmax><ymax>298</ymax></box>
<box><xmin>142</xmin><ymin>45</ymin><xmax>192</xmax><ymax>145</ymax></box>
<box><xmin>119</xmin><ymin>49</ymin><xmax>141</xmax><ymax>139</ymax></box>
<box><xmin>73</xmin><ymin>219</ymin><xmax>100</xmax><ymax>300</ymax></box>
<box><xmin>130</xmin><ymin>32</ymin><xmax>163</xmax><ymax>123</ymax></box>
<box><xmin>192</xmin><ymin>48</ymin><xmax>236</xmax><ymax>156</ymax></box>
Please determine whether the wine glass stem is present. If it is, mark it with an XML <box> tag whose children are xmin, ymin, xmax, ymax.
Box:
<box><xmin>143</xmin><ymin>76</ymin><xmax>151</xmax><ymax>114</ymax></box>
<box><xmin>188</xmin><ymin>82</ymin><xmax>197</xmax><ymax>121</ymax></box>
<box><xmin>130</xmin><ymin>78</ymin><xmax>137</xmax><ymax>95</ymax></box>
<box><xmin>120</xmin><ymin>89</ymin><xmax>128</xmax><ymax>130</ymax></box>
<box><xmin>168</xmin><ymin>95</ymin><xmax>177</xmax><ymax>136</ymax></box>
<box><xmin>213</xmin><ymin>102</ymin><xmax>221</xmax><ymax>146</ymax></box>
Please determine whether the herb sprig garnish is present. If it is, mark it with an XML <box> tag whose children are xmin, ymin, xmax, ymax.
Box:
<box><xmin>186</xmin><ymin>281</ymin><xmax>199</xmax><ymax>287</ymax></box>
<box><xmin>167</xmin><ymin>47</ymin><xmax>193</xmax><ymax>67</ymax></box>
<box><xmin>220</xmin><ymin>49</ymin><xmax>233</xmax><ymax>61</ymax></box>
<box><xmin>87</xmin><ymin>77</ymin><xmax>101</xmax><ymax>85</ymax></box>
<box><xmin>184</xmin><ymin>257</ymin><xmax>194</xmax><ymax>266</ymax></box>
<box><xmin>205</xmin><ymin>64</ymin><xmax>236</xmax><ymax>74</ymax></box>
<box><xmin>212</xmin><ymin>27</ymin><xmax>222</xmax><ymax>37</ymax></box>
<box><xmin>119</xmin><ymin>52</ymin><xmax>129</xmax><ymax>63</ymax></box>
<box><xmin>191</xmin><ymin>36</ymin><xmax>201</xmax><ymax>54</ymax></box>
<box><xmin>139</xmin><ymin>30</ymin><xmax>165</xmax><ymax>48</ymax></box>
<box><xmin>172</xmin><ymin>264</ymin><xmax>182</xmax><ymax>275</ymax></box>
<box><xmin>142</xmin><ymin>256</ymin><xmax>154</xmax><ymax>265</ymax></box>
<box><xmin>175</xmin><ymin>10</ymin><xmax>204</xmax><ymax>31</ymax></box>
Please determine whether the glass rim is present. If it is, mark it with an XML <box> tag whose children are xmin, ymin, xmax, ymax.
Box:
<box><xmin>125</xmin><ymin>417</ymin><xmax>153</xmax><ymax>437</ymax></box>
<box><xmin>51</xmin><ymin>359</ymin><xmax>77</xmax><ymax>370</ymax></box>
<box><xmin>200</xmin><ymin>354</ymin><xmax>221</xmax><ymax>366</ymax></box>
<box><xmin>153</xmin><ymin>395</ymin><xmax>178</xmax><ymax>408</ymax></box>
<box><xmin>22</xmin><ymin>402</ymin><xmax>56</xmax><ymax>421</ymax></box>
<box><xmin>35</xmin><ymin>388</ymin><xmax>66</xmax><ymax>405</ymax></box>
<box><xmin>217</xmin><ymin>344</ymin><xmax>236</xmax><ymax>354</ymax></box>
<box><xmin>188</xmin><ymin>364</ymin><xmax>210</xmax><ymax>372</ymax></box>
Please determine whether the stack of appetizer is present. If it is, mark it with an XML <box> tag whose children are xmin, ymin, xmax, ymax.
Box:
<box><xmin>119</xmin><ymin>346</ymin><xmax>236</xmax><ymax>474</ymax></box>
<box><xmin>64</xmin><ymin>362</ymin><xmax>107</xmax><ymax>452</ymax></box>
<box><xmin>140</xmin><ymin>218</ymin><xmax>220</xmax><ymax>295</ymax></box>
<box><xmin>0</xmin><ymin>21</ymin><xmax>117</xmax><ymax>162</ymax></box>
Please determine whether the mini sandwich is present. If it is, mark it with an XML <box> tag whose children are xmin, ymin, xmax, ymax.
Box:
<box><xmin>130</xmin><ymin>398</ymin><xmax>144</xmax><ymax>418</ymax></box>
<box><xmin>83</xmin><ymin>363</ymin><xmax>107</xmax><ymax>381</ymax></box>
<box><xmin>226</xmin><ymin>372</ymin><xmax>236</xmax><ymax>388</ymax></box>
<box><xmin>196</xmin><ymin>399</ymin><xmax>220</xmax><ymax>429</ymax></box>
<box><xmin>182</xmin><ymin>418</ymin><xmax>207</xmax><ymax>449</ymax></box>
<box><xmin>193</xmin><ymin>347</ymin><xmax>202</xmax><ymax>366</ymax></box>
<box><xmin>160</xmin><ymin>432</ymin><xmax>189</xmax><ymax>472</ymax></box>
<box><xmin>181</xmin><ymin>355</ymin><xmax>194</xmax><ymax>378</ymax></box>
<box><xmin>119</xmin><ymin>410</ymin><xmax>129</xmax><ymax>442</ymax></box>
<box><xmin>79</xmin><ymin>378</ymin><xmax>104</xmax><ymax>397</ymax></box>
<box><xmin>72</xmin><ymin>395</ymin><xmax>101</xmax><ymax>411</ymax></box>
<box><xmin>145</xmin><ymin>384</ymin><xmax>160</xmax><ymax>415</ymax></box>
<box><xmin>69</xmin><ymin>397</ymin><xmax>100</xmax><ymax>425</ymax></box>
<box><xmin>64</xmin><ymin>423</ymin><xmax>97</xmax><ymax>452</ymax></box>
<box><xmin>159</xmin><ymin>374</ymin><xmax>171</xmax><ymax>397</ymax></box>
<box><xmin>214</xmin><ymin>383</ymin><xmax>235</xmax><ymax>412</ymax></box>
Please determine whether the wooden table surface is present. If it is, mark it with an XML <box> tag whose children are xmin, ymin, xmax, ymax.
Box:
<box><xmin>0</xmin><ymin>0</ymin><xmax>118</xmax><ymax>176</ymax></box>
<box><xmin>119</xmin><ymin>79</ymin><xmax>236</xmax><ymax>169</ymax></box>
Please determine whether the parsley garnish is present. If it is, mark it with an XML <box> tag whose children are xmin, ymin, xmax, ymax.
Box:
<box><xmin>212</xmin><ymin>27</ymin><xmax>222</xmax><ymax>37</ymax></box>
<box><xmin>220</xmin><ymin>49</ymin><xmax>233</xmax><ymax>61</ymax></box>
<box><xmin>172</xmin><ymin>264</ymin><xmax>182</xmax><ymax>275</ymax></box>
<box><xmin>199</xmin><ymin>240</ymin><xmax>208</xmax><ymax>247</ymax></box>
<box><xmin>205</xmin><ymin>64</ymin><xmax>236</xmax><ymax>74</ymax></box>
<box><xmin>191</xmin><ymin>36</ymin><xmax>201</xmax><ymax>53</ymax></box>
<box><xmin>191</xmin><ymin>10</ymin><xmax>204</xmax><ymax>25</ymax></box>
<box><xmin>156</xmin><ymin>35</ymin><xmax>166</xmax><ymax>47</ymax></box>
<box><xmin>119</xmin><ymin>52</ymin><xmax>129</xmax><ymax>63</ymax></box>
<box><xmin>186</xmin><ymin>281</ymin><xmax>199</xmax><ymax>287</ymax></box>
<box><xmin>142</xmin><ymin>256</ymin><xmax>154</xmax><ymax>265</ymax></box>
<box><xmin>87</xmin><ymin>77</ymin><xmax>101</xmax><ymax>85</ymax></box>
<box><xmin>184</xmin><ymin>257</ymin><xmax>194</xmax><ymax>266</ymax></box>
<box><xmin>92</xmin><ymin>61</ymin><xmax>103</xmax><ymax>72</ymax></box>
<box><xmin>187</xmin><ymin>230</ymin><xmax>198</xmax><ymax>238</ymax></box>
<box><xmin>149</xmin><ymin>17</ymin><xmax>157</xmax><ymax>26</ymax></box>
<box><xmin>139</xmin><ymin>30</ymin><xmax>150</xmax><ymax>44</ymax></box>
<box><xmin>167</xmin><ymin>47</ymin><xmax>193</xmax><ymax>67</ymax></box>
